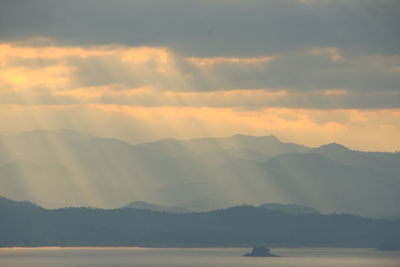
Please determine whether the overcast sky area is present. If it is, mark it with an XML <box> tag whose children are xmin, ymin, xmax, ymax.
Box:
<box><xmin>0</xmin><ymin>0</ymin><xmax>399</xmax><ymax>151</ymax></box>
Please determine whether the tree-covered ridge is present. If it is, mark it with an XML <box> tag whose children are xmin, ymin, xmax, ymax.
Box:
<box><xmin>1</xmin><ymin>197</ymin><xmax>399</xmax><ymax>248</ymax></box>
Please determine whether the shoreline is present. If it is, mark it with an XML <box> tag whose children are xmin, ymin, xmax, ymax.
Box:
<box><xmin>0</xmin><ymin>245</ymin><xmax>382</xmax><ymax>249</ymax></box>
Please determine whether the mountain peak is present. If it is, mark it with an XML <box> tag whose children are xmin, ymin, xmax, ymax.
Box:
<box><xmin>317</xmin><ymin>143</ymin><xmax>348</xmax><ymax>151</ymax></box>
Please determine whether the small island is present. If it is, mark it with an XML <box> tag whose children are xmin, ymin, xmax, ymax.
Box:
<box><xmin>243</xmin><ymin>246</ymin><xmax>279</xmax><ymax>257</ymax></box>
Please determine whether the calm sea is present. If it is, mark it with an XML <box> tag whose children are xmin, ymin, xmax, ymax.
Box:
<box><xmin>0</xmin><ymin>247</ymin><xmax>399</xmax><ymax>267</ymax></box>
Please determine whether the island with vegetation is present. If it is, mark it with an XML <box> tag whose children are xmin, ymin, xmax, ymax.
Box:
<box><xmin>243</xmin><ymin>246</ymin><xmax>278</xmax><ymax>257</ymax></box>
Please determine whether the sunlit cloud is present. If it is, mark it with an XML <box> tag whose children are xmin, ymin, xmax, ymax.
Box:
<box><xmin>0</xmin><ymin>43</ymin><xmax>117</xmax><ymax>59</ymax></box>
<box><xmin>0</xmin><ymin>65</ymin><xmax>72</xmax><ymax>90</ymax></box>
<box><xmin>323</xmin><ymin>89</ymin><xmax>347</xmax><ymax>96</ymax></box>
<box><xmin>0</xmin><ymin>41</ymin><xmax>400</xmax><ymax>151</ymax></box>
<box><xmin>2</xmin><ymin>42</ymin><xmax>400</xmax><ymax>94</ymax></box>
<box><xmin>308</xmin><ymin>47</ymin><xmax>344</xmax><ymax>62</ymax></box>
<box><xmin>186</xmin><ymin>56</ymin><xmax>275</xmax><ymax>66</ymax></box>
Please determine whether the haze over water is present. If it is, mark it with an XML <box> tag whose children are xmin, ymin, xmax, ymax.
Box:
<box><xmin>1</xmin><ymin>247</ymin><xmax>399</xmax><ymax>267</ymax></box>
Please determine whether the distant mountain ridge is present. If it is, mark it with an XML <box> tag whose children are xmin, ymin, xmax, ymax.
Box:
<box><xmin>311</xmin><ymin>143</ymin><xmax>400</xmax><ymax>178</ymax></box>
<box><xmin>0</xmin><ymin>196</ymin><xmax>399</xmax><ymax>248</ymax></box>
<box><xmin>0</xmin><ymin>196</ymin><xmax>42</xmax><ymax>209</ymax></box>
<box><xmin>122</xmin><ymin>200</ymin><xmax>320</xmax><ymax>215</ymax></box>
<box><xmin>259</xmin><ymin>203</ymin><xmax>320</xmax><ymax>215</ymax></box>
<box><xmin>136</xmin><ymin>134</ymin><xmax>307</xmax><ymax>157</ymax></box>
<box><xmin>123</xmin><ymin>201</ymin><xmax>189</xmax><ymax>213</ymax></box>
<box><xmin>0</xmin><ymin>129</ymin><xmax>399</xmax><ymax>218</ymax></box>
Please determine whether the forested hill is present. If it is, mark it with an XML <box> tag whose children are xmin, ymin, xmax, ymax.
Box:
<box><xmin>1</xmin><ymin>197</ymin><xmax>399</xmax><ymax>248</ymax></box>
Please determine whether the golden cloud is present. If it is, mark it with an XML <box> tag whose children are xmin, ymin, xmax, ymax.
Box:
<box><xmin>0</xmin><ymin>43</ymin><xmax>116</xmax><ymax>59</ymax></box>
<box><xmin>186</xmin><ymin>56</ymin><xmax>276</xmax><ymax>66</ymax></box>
<box><xmin>1</xmin><ymin>42</ymin><xmax>400</xmax><ymax>151</ymax></box>
<box><xmin>0</xmin><ymin>65</ymin><xmax>72</xmax><ymax>90</ymax></box>
<box><xmin>308</xmin><ymin>47</ymin><xmax>344</xmax><ymax>62</ymax></box>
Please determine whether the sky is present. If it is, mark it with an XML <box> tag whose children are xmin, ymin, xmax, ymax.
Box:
<box><xmin>0</xmin><ymin>0</ymin><xmax>399</xmax><ymax>151</ymax></box>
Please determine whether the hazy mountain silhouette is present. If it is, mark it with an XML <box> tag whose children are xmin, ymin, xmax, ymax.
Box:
<box><xmin>212</xmin><ymin>154</ymin><xmax>400</xmax><ymax>217</ymax></box>
<box><xmin>263</xmin><ymin>153</ymin><xmax>400</xmax><ymax>217</ymax></box>
<box><xmin>122</xmin><ymin>201</ymin><xmax>188</xmax><ymax>213</ymax></box>
<box><xmin>259</xmin><ymin>203</ymin><xmax>320</xmax><ymax>215</ymax></box>
<box><xmin>177</xmin><ymin>198</ymin><xmax>232</xmax><ymax>212</ymax></box>
<box><xmin>194</xmin><ymin>148</ymin><xmax>270</xmax><ymax>165</ymax></box>
<box><xmin>0</xmin><ymin>130</ymin><xmax>399</xmax><ymax>218</ymax></box>
<box><xmin>0</xmin><ymin>196</ymin><xmax>399</xmax><ymax>248</ymax></box>
<box><xmin>123</xmin><ymin>199</ymin><xmax>231</xmax><ymax>213</ymax></box>
<box><xmin>156</xmin><ymin>183</ymin><xmax>225</xmax><ymax>206</ymax></box>
<box><xmin>312</xmin><ymin>143</ymin><xmax>400</xmax><ymax>178</ymax></box>
<box><xmin>136</xmin><ymin>134</ymin><xmax>306</xmax><ymax>157</ymax></box>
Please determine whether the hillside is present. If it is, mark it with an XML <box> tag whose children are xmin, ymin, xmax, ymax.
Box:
<box><xmin>122</xmin><ymin>201</ymin><xmax>188</xmax><ymax>213</ymax></box>
<box><xmin>0</xmin><ymin>197</ymin><xmax>399</xmax><ymax>248</ymax></box>
<box><xmin>0</xmin><ymin>130</ymin><xmax>399</xmax><ymax>217</ymax></box>
<box><xmin>260</xmin><ymin>203</ymin><xmax>320</xmax><ymax>215</ymax></box>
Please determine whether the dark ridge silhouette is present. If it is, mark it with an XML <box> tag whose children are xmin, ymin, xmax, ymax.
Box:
<box><xmin>122</xmin><ymin>201</ymin><xmax>189</xmax><ymax>213</ymax></box>
<box><xmin>0</xmin><ymin>196</ymin><xmax>399</xmax><ymax>248</ymax></box>
<box><xmin>259</xmin><ymin>203</ymin><xmax>320</xmax><ymax>215</ymax></box>
<box><xmin>0</xmin><ymin>196</ymin><xmax>43</xmax><ymax>209</ymax></box>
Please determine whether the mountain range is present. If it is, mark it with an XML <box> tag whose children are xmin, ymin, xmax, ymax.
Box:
<box><xmin>122</xmin><ymin>200</ymin><xmax>320</xmax><ymax>215</ymax></box>
<box><xmin>1</xmin><ymin>196</ymin><xmax>399</xmax><ymax>248</ymax></box>
<box><xmin>0</xmin><ymin>130</ymin><xmax>399</xmax><ymax>218</ymax></box>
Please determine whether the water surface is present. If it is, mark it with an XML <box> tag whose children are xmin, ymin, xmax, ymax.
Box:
<box><xmin>0</xmin><ymin>247</ymin><xmax>399</xmax><ymax>267</ymax></box>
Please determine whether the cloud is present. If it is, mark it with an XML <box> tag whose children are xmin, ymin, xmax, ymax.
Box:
<box><xmin>308</xmin><ymin>47</ymin><xmax>344</xmax><ymax>62</ymax></box>
<box><xmin>1</xmin><ymin>0</ymin><xmax>399</xmax><ymax>56</ymax></box>
<box><xmin>186</xmin><ymin>56</ymin><xmax>275</xmax><ymax>66</ymax></box>
<box><xmin>1</xmin><ymin>41</ymin><xmax>400</xmax><ymax>151</ymax></box>
<box><xmin>1</xmin><ymin>42</ymin><xmax>399</xmax><ymax>109</ymax></box>
<box><xmin>0</xmin><ymin>65</ymin><xmax>72</xmax><ymax>90</ymax></box>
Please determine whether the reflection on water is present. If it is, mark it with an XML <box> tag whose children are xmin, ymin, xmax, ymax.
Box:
<box><xmin>0</xmin><ymin>247</ymin><xmax>399</xmax><ymax>267</ymax></box>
